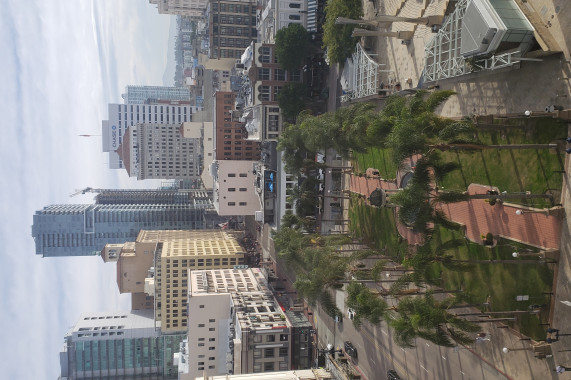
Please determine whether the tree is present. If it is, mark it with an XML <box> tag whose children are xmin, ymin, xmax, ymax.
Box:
<box><xmin>346</xmin><ymin>282</ymin><xmax>389</xmax><ymax>327</ymax></box>
<box><xmin>322</xmin><ymin>0</ymin><xmax>363</xmax><ymax>63</ymax></box>
<box><xmin>387</xmin><ymin>292</ymin><xmax>481</xmax><ymax>348</ymax></box>
<box><xmin>277</xmin><ymin>82</ymin><xmax>307</xmax><ymax>121</ymax></box>
<box><xmin>275</xmin><ymin>24</ymin><xmax>309</xmax><ymax>71</ymax></box>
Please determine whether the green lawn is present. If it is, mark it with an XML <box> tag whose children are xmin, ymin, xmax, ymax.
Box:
<box><xmin>347</xmin><ymin>117</ymin><xmax>561</xmax><ymax>339</ymax></box>
<box><xmin>353</xmin><ymin>148</ymin><xmax>399</xmax><ymax>180</ymax></box>
<box><xmin>438</xmin><ymin>118</ymin><xmax>567</xmax><ymax>207</ymax></box>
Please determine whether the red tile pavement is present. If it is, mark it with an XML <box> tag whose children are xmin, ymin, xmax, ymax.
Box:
<box><xmin>439</xmin><ymin>184</ymin><xmax>562</xmax><ymax>250</ymax></box>
<box><xmin>349</xmin><ymin>175</ymin><xmax>562</xmax><ymax>250</ymax></box>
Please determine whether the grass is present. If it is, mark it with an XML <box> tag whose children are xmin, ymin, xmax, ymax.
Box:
<box><xmin>348</xmin><ymin>196</ymin><xmax>407</xmax><ymax>259</ymax></box>
<box><xmin>438</xmin><ymin>117</ymin><xmax>567</xmax><ymax>207</ymax></box>
<box><xmin>353</xmin><ymin>148</ymin><xmax>399</xmax><ymax>180</ymax></box>
<box><xmin>347</xmin><ymin>117</ymin><xmax>561</xmax><ymax>339</ymax></box>
<box><xmin>427</xmin><ymin>230</ymin><xmax>553</xmax><ymax>339</ymax></box>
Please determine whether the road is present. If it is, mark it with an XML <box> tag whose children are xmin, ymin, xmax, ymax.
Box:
<box><xmin>313</xmin><ymin>292</ymin><xmax>510</xmax><ymax>380</ymax></box>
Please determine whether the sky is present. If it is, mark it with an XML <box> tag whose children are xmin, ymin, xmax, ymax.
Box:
<box><xmin>0</xmin><ymin>1</ymin><xmax>174</xmax><ymax>377</ymax></box>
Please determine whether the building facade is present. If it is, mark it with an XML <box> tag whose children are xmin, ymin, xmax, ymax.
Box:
<box><xmin>214</xmin><ymin>91</ymin><xmax>260</xmax><ymax>161</ymax></box>
<box><xmin>102</xmin><ymin>102</ymin><xmax>196</xmax><ymax>170</ymax></box>
<box><xmin>115</xmin><ymin>123</ymin><xmax>202</xmax><ymax>180</ymax></box>
<box><xmin>179</xmin><ymin>268</ymin><xmax>292</xmax><ymax>379</ymax></box>
<box><xmin>209</xmin><ymin>0</ymin><xmax>258</xmax><ymax>59</ymax></box>
<box><xmin>122</xmin><ymin>85</ymin><xmax>191</xmax><ymax>104</ymax></box>
<box><xmin>211</xmin><ymin>160</ymin><xmax>262</xmax><ymax>216</ymax></box>
<box><xmin>149</xmin><ymin>0</ymin><xmax>208</xmax><ymax>18</ymax></box>
<box><xmin>147</xmin><ymin>232</ymin><xmax>247</xmax><ymax>333</ymax></box>
<box><xmin>31</xmin><ymin>203</ymin><xmax>206</xmax><ymax>257</ymax></box>
<box><xmin>59</xmin><ymin>309</ymin><xmax>185</xmax><ymax>379</ymax></box>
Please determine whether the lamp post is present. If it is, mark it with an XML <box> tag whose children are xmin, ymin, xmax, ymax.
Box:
<box><xmin>502</xmin><ymin>346</ymin><xmax>531</xmax><ymax>353</ymax></box>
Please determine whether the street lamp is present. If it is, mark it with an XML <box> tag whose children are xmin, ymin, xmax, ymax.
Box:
<box><xmin>512</xmin><ymin>251</ymin><xmax>538</xmax><ymax>258</ymax></box>
<box><xmin>502</xmin><ymin>346</ymin><xmax>531</xmax><ymax>353</ymax></box>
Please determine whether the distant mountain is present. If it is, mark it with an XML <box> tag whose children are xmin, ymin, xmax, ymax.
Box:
<box><xmin>163</xmin><ymin>15</ymin><xmax>177</xmax><ymax>86</ymax></box>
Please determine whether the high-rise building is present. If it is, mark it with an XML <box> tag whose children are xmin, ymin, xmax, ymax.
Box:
<box><xmin>102</xmin><ymin>102</ymin><xmax>196</xmax><ymax>170</ymax></box>
<box><xmin>122</xmin><ymin>85</ymin><xmax>191</xmax><ymax>105</ymax></box>
<box><xmin>115</xmin><ymin>122</ymin><xmax>202</xmax><ymax>180</ymax></box>
<box><xmin>59</xmin><ymin>309</ymin><xmax>184</xmax><ymax>379</ymax></box>
<box><xmin>31</xmin><ymin>203</ymin><xmax>207</xmax><ymax>258</ymax></box>
<box><xmin>209</xmin><ymin>0</ymin><xmax>258</xmax><ymax>59</ymax></box>
<box><xmin>149</xmin><ymin>0</ymin><xmax>208</xmax><ymax>18</ymax></box>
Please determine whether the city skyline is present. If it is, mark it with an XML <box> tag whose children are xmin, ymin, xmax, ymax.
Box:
<box><xmin>0</xmin><ymin>1</ymin><xmax>175</xmax><ymax>378</ymax></box>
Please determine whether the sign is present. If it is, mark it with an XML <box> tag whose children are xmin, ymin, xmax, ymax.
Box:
<box><xmin>233</xmin><ymin>265</ymin><xmax>249</xmax><ymax>269</ymax></box>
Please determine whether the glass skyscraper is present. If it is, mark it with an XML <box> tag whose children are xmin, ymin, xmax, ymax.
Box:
<box><xmin>60</xmin><ymin>310</ymin><xmax>184</xmax><ymax>379</ymax></box>
<box><xmin>32</xmin><ymin>192</ymin><xmax>210</xmax><ymax>257</ymax></box>
<box><xmin>121</xmin><ymin>86</ymin><xmax>190</xmax><ymax>105</ymax></box>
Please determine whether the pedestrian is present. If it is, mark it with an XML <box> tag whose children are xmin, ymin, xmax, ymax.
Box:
<box><xmin>555</xmin><ymin>365</ymin><xmax>571</xmax><ymax>373</ymax></box>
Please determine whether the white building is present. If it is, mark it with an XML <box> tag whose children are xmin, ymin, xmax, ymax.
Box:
<box><xmin>102</xmin><ymin>102</ymin><xmax>197</xmax><ymax>169</ymax></box>
<box><xmin>116</xmin><ymin>123</ymin><xmax>202</xmax><ymax>180</ymax></box>
<box><xmin>257</xmin><ymin>0</ymin><xmax>308</xmax><ymax>44</ymax></box>
<box><xmin>211</xmin><ymin>160</ymin><xmax>261</xmax><ymax>216</ymax></box>
<box><xmin>179</xmin><ymin>268</ymin><xmax>292</xmax><ymax>379</ymax></box>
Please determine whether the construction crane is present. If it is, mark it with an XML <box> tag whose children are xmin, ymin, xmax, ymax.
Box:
<box><xmin>69</xmin><ymin>187</ymin><xmax>96</xmax><ymax>197</ymax></box>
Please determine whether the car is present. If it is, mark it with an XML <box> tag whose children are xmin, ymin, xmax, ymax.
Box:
<box><xmin>347</xmin><ymin>308</ymin><xmax>356</xmax><ymax>320</ymax></box>
<box><xmin>387</xmin><ymin>370</ymin><xmax>401</xmax><ymax>380</ymax></box>
<box><xmin>344</xmin><ymin>341</ymin><xmax>357</xmax><ymax>359</ymax></box>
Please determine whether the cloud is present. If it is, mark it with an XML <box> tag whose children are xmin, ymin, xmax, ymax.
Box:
<box><xmin>0</xmin><ymin>0</ymin><xmax>171</xmax><ymax>377</ymax></box>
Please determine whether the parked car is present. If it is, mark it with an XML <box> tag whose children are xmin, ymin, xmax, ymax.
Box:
<box><xmin>344</xmin><ymin>341</ymin><xmax>358</xmax><ymax>359</ymax></box>
<box><xmin>387</xmin><ymin>370</ymin><xmax>401</xmax><ymax>380</ymax></box>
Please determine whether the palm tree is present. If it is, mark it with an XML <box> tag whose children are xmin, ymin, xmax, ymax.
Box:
<box><xmin>346</xmin><ymin>282</ymin><xmax>390</xmax><ymax>328</ymax></box>
<box><xmin>387</xmin><ymin>292</ymin><xmax>481</xmax><ymax>348</ymax></box>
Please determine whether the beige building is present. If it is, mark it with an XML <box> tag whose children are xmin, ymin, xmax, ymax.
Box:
<box><xmin>211</xmin><ymin>160</ymin><xmax>261</xmax><ymax>216</ymax></box>
<box><xmin>177</xmin><ymin>268</ymin><xmax>292</xmax><ymax>379</ymax></box>
<box><xmin>148</xmin><ymin>233</ymin><xmax>246</xmax><ymax>333</ymax></box>
<box><xmin>102</xmin><ymin>230</ymin><xmax>246</xmax><ymax>333</ymax></box>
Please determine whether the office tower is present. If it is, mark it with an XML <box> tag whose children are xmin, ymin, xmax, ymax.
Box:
<box><xmin>149</xmin><ymin>0</ymin><xmax>209</xmax><ymax>18</ymax></box>
<box><xmin>31</xmin><ymin>203</ymin><xmax>206</xmax><ymax>257</ymax></box>
<box><xmin>208</xmin><ymin>0</ymin><xmax>258</xmax><ymax>59</ymax></box>
<box><xmin>102</xmin><ymin>102</ymin><xmax>196</xmax><ymax>170</ymax></box>
<box><xmin>122</xmin><ymin>85</ymin><xmax>191</xmax><ymax>105</ymax></box>
<box><xmin>93</xmin><ymin>188</ymin><xmax>211</xmax><ymax>205</ymax></box>
<box><xmin>115</xmin><ymin>122</ymin><xmax>202</xmax><ymax>180</ymax></box>
<box><xmin>59</xmin><ymin>309</ymin><xmax>184</xmax><ymax>379</ymax></box>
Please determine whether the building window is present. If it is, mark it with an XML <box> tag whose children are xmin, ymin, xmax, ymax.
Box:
<box><xmin>258</xmin><ymin>85</ymin><xmax>270</xmax><ymax>101</ymax></box>
<box><xmin>198</xmin><ymin>324</ymin><xmax>205</xmax><ymax>327</ymax></box>
<box><xmin>264</xmin><ymin>362</ymin><xmax>275</xmax><ymax>371</ymax></box>
<box><xmin>239</xmin><ymin>188</ymin><xmax>247</xmax><ymax>192</ymax></box>
<box><xmin>239</xmin><ymin>173</ymin><xmax>247</xmax><ymax>177</ymax></box>
<box><xmin>279</xmin><ymin>347</ymin><xmax>288</xmax><ymax>356</ymax></box>
<box><xmin>253</xmin><ymin>349</ymin><xmax>262</xmax><ymax>358</ymax></box>
<box><xmin>239</xmin><ymin>202</ymin><xmax>247</xmax><ymax>206</ymax></box>
<box><xmin>209</xmin><ymin>327</ymin><xmax>216</xmax><ymax>331</ymax></box>
<box><xmin>264</xmin><ymin>348</ymin><xmax>274</xmax><ymax>358</ymax></box>
<box><xmin>228</xmin><ymin>188</ymin><xmax>236</xmax><ymax>192</ymax></box>
<box><xmin>209</xmin><ymin>319</ymin><xmax>216</xmax><ymax>322</ymax></box>
<box><xmin>209</xmin><ymin>346</ymin><xmax>215</xmax><ymax>350</ymax></box>
<box><xmin>228</xmin><ymin>173</ymin><xmax>236</xmax><ymax>177</ymax></box>
<box><xmin>258</xmin><ymin>68</ymin><xmax>270</xmax><ymax>80</ymax></box>
<box><xmin>289</xmin><ymin>3</ymin><xmax>301</xmax><ymax>8</ymax></box>
<box><xmin>274</xmin><ymin>68</ymin><xmax>286</xmax><ymax>81</ymax></box>
<box><xmin>228</xmin><ymin>202</ymin><xmax>236</xmax><ymax>206</ymax></box>
<box><xmin>266</xmin><ymin>335</ymin><xmax>276</xmax><ymax>342</ymax></box>
<box><xmin>289</xmin><ymin>14</ymin><xmax>301</xmax><ymax>20</ymax></box>
<box><xmin>280</xmin><ymin>334</ymin><xmax>289</xmax><ymax>341</ymax></box>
